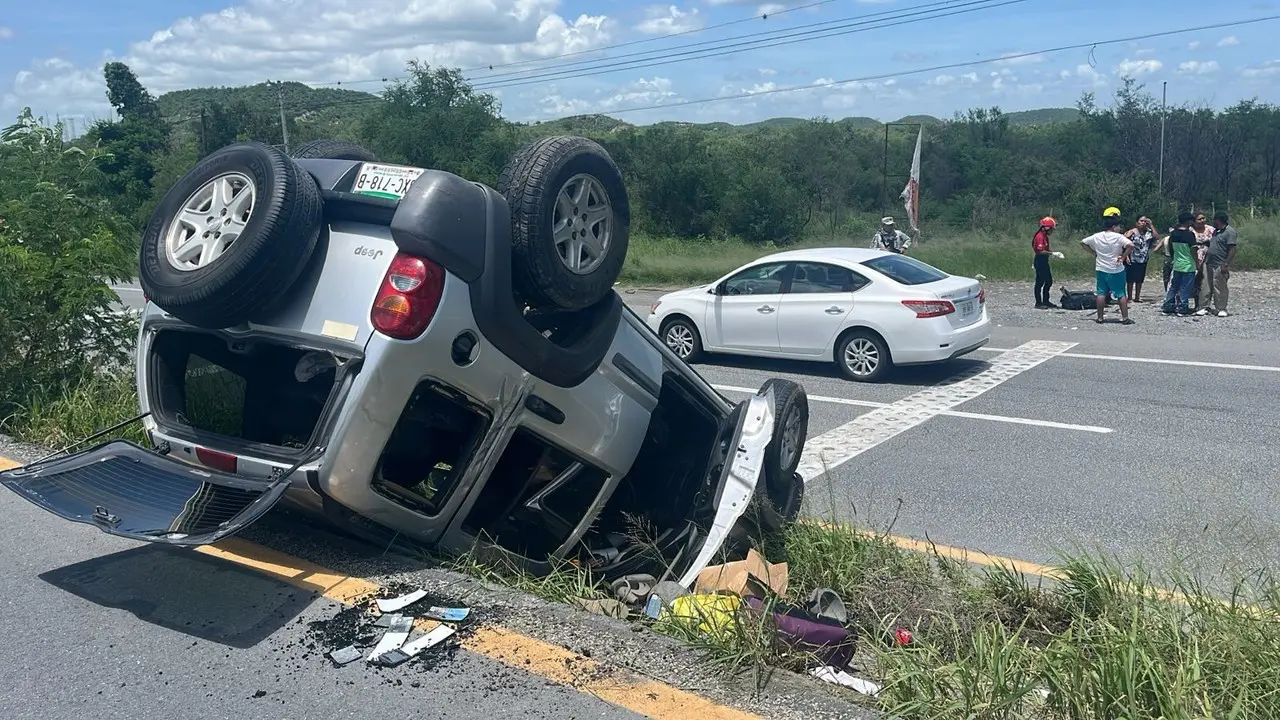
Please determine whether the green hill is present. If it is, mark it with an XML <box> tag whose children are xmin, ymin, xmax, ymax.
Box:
<box><xmin>153</xmin><ymin>82</ymin><xmax>1083</xmax><ymax>138</ymax></box>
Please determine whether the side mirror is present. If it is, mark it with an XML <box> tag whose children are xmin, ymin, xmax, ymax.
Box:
<box><xmin>710</xmin><ymin>283</ymin><xmax>724</xmax><ymax>296</ymax></box>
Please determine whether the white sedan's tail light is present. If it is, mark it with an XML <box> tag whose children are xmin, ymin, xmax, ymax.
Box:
<box><xmin>902</xmin><ymin>299</ymin><xmax>955</xmax><ymax>318</ymax></box>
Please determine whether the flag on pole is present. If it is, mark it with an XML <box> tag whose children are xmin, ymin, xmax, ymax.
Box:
<box><xmin>899</xmin><ymin>127</ymin><xmax>922</xmax><ymax>232</ymax></box>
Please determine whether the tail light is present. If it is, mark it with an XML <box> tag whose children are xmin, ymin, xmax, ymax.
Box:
<box><xmin>371</xmin><ymin>252</ymin><xmax>446</xmax><ymax>340</ymax></box>
<box><xmin>902</xmin><ymin>299</ymin><xmax>955</xmax><ymax>318</ymax></box>
<box><xmin>978</xmin><ymin>288</ymin><xmax>985</xmax><ymax>304</ymax></box>
<box><xmin>196</xmin><ymin>447</ymin><xmax>237</xmax><ymax>474</ymax></box>
<box><xmin>650</xmin><ymin>301</ymin><xmax>661</xmax><ymax>314</ymax></box>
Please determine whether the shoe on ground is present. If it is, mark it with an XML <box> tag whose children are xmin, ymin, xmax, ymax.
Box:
<box><xmin>1034</xmin><ymin>303</ymin><xmax>1048</xmax><ymax>309</ymax></box>
<box><xmin>1194</xmin><ymin>308</ymin><xmax>1209</xmax><ymax>316</ymax></box>
<box><xmin>1217</xmin><ymin>310</ymin><xmax>1229</xmax><ymax>317</ymax></box>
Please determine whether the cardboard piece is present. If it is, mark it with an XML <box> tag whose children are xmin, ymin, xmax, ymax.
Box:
<box><xmin>692</xmin><ymin>548</ymin><xmax>788</xmax><ymax>599</ymax></box>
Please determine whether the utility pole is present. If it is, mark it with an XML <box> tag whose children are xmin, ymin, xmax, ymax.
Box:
<box><xmin>1158</xmin><ymin>80</ymin><xmax>1167</xmax><ymax>194</ymax></box>
<box><xmin>276</xmin><ymin>81</ymin><xmax>290</xmax><ymax>153</ymax></box>
<box><xmin>199</xmin><ymin>106</ymin><xmax>208</xmax><ymax>156</ymax></box>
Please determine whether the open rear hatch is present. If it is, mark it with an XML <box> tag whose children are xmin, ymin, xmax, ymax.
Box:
<box><xmin>0</xmin><ymin>440</ymin><xmax>297</xmax><ymax>545</ymax></box>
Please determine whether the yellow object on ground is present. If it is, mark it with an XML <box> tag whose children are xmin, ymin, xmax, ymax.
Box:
<box><xmin>664</xmin><ymin>593</ymin><xmax>744</xmax><ymax>637</ymax></box>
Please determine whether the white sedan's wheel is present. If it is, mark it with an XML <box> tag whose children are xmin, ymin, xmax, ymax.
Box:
<box><xmin>836</xmin><ymin>330</ymin><xmax>891</xmax><ymax>382</ymax></box>
<box><xmin>661</xmin><ymin>317</ymin><xmax>702</xmax><ymax>362</ymax></box>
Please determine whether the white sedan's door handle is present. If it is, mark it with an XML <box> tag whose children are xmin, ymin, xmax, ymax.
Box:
<box><xmin>757</xmin><ymin>305</ymin><xmax>775</xmax><ymax>314</ymax></box>
<box><xmin>825</xmin><ymin>306</ymin><xmax>843</xmax><ymax>314</ymax></box>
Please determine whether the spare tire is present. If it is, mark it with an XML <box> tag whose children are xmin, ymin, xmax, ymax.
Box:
<box><xmin>139</xmin><ymin>141</ymin><xmax>323</xmax><ymax>329</ymax></box>
<box><xmin>290</xmin><ymin>139</ymin><xmax>377</xmax><ymax>162</ymax></box>
<box><xmin>496</xmin><ymin>136</ymin><xmax>630</xmax><ymax>310</ymax></box>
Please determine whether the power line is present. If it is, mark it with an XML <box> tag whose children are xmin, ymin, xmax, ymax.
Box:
<box><xmin>280</xmin><ymin>0</ymin><xmax>1020</xmax><ymax>114</ymax></box>
<box><xmin>459</xmin><ymin>0</ymin><xmax>839</xmax><ymax>75</ymax></box>
<box><xmin>273</xmin><ymin>14</ymin><xmax>1278</xmax><ymax>122</ymax></box>
<box><xmin>578</xmin><ymin>14</ymin><xmax>1280</xmax><ymax>118</ymax></box>
<box><xmin>311</xmin><ymin>0</ymin><xmax>840</xmax><ymax>88</ymax></box>
<box><xmin>469</xmin><ymin>0</ymin><xmax>986</xmax><ymax>85</ymax></box>
<box><xmin>471</xmin><ymin>0</ymin><xmax>1027</xmax><ymax>91</ymax></box>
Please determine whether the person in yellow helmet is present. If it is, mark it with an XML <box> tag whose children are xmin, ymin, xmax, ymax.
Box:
<box><xmin>1103</xmin><ymin>206</ymin><xmax>1121</xmax><ymax>218</ymax></box>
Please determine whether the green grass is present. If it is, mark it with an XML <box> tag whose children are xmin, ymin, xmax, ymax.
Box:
<box><xmin>622</xmin><ymin>215</ymin><xmax>1280</xmax><ymax>286</ymax></box>
<box><xmin>2</xmin><ymin>370</ymin><xmax>144</xmax><ymax>448</ymax></box>
<box><xmin>453</xmin><ymin>516</ymin><xmax>1280</xmax><ymax>719</ymax></box>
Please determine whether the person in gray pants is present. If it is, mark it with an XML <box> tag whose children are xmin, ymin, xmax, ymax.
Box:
<box><xmin>1197</xmin><ymin>211</ymin><xmax>1238</xmax><ymax>317</ymax></box>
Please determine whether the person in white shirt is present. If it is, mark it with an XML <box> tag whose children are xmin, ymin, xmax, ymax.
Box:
<box><xmin>1080</xmin><ymin>215</ymin><xmax>1135</xmax><ymax>325</ymax></box>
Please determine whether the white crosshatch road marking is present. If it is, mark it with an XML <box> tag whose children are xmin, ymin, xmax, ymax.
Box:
<box><xmin>712</xmin><ymin>385</ymin><xmax>1112</xmax><ymax>434</ymax></box>
<box><xmin>795</xmin><ymin>340</ymin><xmax>1078</xmax><ymax>482</ymax></box>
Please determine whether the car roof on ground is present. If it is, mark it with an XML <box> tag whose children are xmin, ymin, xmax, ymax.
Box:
<box><xmin>752</xmin><ymin>247</ymin><xmax>893</xmax><ymax>265</ymax></box>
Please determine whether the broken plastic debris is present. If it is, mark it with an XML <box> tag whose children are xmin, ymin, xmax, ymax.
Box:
<box><xmin>809</xmin><ymin>666</ymin><xmax>881</xmax><ymax>696</ymax></box>
<box><xmin>377</xmin><ymin>589</ymin><xmax>428</xmax><ymax>613</ymax></box>
<box><xmin>421</xmin><ymin>606</ymin><xmax>470</xmax><ymax>622</ymax></box>
<box><xmin>374</xmin><ymin>613</ymin><xmax>405</xmax><ymax>628</ymax></box>
<box><xmin>375</xmin><ymin>625</ymin><xmax>456</xmax><ymax>667</ymax></box>
<box><xmin>328</xmin><ymin>645</ymin><xmax>363</xmax><ymax>666</ymax></box>
<box><xmin>367</xmin><ymin>615</ymin><xmax>414</xmax><ymax>663</ymax></box>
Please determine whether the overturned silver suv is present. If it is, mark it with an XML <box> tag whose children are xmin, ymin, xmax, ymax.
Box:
<box><xmin>1</xmin><ymin>136</ymin><xmax>809</xmax><ymax>586</ymax></box>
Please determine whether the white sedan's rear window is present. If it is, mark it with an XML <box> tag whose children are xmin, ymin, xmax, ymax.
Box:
<box><xmin>861</xmin><ymin>254</ymin><xmax>949</xmax><ymax>285</ymax></box>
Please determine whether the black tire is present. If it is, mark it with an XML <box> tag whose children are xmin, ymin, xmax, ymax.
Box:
<box><xmin>660</xmin><ymin>316</ymin><xmax>703</xmax><ymax>362</ymax></box>
<box><xmin>756</xmin><ymin>379</ymin><xmax>808</xmax><ymax>532</ymax></box>
<box><xmin>835</xmin><ymin>329</ymin><xmax>892</xmax><ymax>382</ymax></box>
<box><xmin>290</xmin><ymin>139</ymin><xmax>376</xmax><ymax>162</ymax></box>
<box><xmin>139</xmin><ymin>141</ymin><xmax>323</xmax><ymax>329</ymax></box>
<box><xmin>496</xmin><ymin>136</ymin><xmax>630</xmax><ymax>310</ymax></box>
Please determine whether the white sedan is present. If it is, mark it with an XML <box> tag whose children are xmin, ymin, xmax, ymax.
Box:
<box><xmin>645</xmin><ymin>247</ymin><xmax>990</xmax><ymax>382</ymax></box>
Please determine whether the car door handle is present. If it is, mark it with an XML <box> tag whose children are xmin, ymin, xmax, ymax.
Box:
<box><xmin>757</xmin><ymin>305</ymin><xmax>775</xmax><ymax>314</ymax></box>
<box><xmin>824</xmin><ymin>306</ymin><xmax>843</xmax><ymax>314</ymax></box>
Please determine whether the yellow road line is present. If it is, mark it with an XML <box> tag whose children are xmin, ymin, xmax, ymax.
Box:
<box><xmin>199</xmin><ymin>539</ymin><xmax>759</xmax><ymax>720</ymax></box>
<box><xmin>880</xmin><ymin>532</ymin><xmax>1064</xmax><ymax>579</ymax></box>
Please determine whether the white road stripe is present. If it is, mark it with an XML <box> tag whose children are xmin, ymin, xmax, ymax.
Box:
<box><xmin>791</xmin><ymin>340</ymin><xmax>1077</xmax><ymax>481</ymax></box>
<box><xmin>974</xmin><ymin>346</ymin><xmax>1280</xmax><ymax>372</ymax></box>
<box><xmin>714</xmin><ymin>382</ymin><xmax>1111</xmax><ymax>435</ymax></box>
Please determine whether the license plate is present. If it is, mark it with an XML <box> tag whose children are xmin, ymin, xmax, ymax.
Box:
<box><xmin>352</xmin><ymin>163</ymin><xmax>425</xmax><ymax>200</ymax></box>
<box><xmin>958</xmin><ymin>300</ymin><xmax>975</xmax><ymax>318</ymax></box>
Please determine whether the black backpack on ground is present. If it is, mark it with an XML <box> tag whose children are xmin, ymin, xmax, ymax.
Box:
<box><xmin>1059</xmin><ymin>287</ymin><xmax>1096</xmax><ymax>310</ymax></box>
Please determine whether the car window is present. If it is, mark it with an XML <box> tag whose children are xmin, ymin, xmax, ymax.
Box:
<box><xmin>860</xmin><ymin>254</ymin><xmax>949</xmax><ymax>285</ymax></box>
<box><xmin>722</xmin><ymin>262</ymin><xmax>788</xmax><ymax>295</ymax></box>
<box><xmin>788</xmin><ymin>262</ymin><xmax>870</xmax><ymax>294</ymax></box>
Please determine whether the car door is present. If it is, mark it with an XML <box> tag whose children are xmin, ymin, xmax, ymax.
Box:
<box><xmin>706</xmin><ymin>262</ymin><xmax>790</xmax><ymax>355</ymax></box>
<box><xmin>776</xmin><ymin>262</ymin><xmax>870</xmax><ymax>357</ymax></box>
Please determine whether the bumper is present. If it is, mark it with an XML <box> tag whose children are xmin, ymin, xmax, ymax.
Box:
<box><xmin>892</xmin><ymin>311</ymin><xmax>992</xmax><ymax>365</ymax></box>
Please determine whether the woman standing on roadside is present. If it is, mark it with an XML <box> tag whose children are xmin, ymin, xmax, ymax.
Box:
<box><xmin>1124</xmin><ymin>216</ymin><xmax>1159</xmax><ymax>302</ymax></box>
<box><xmin>1191</xmin><ymin>212</ymin><xmax>1214</xmax><ymax>311</ymax></box>
<box><xmin>1032</xmin><ymin>216</ymin><xmax>1060</xmax><ymax>308</ymax></box>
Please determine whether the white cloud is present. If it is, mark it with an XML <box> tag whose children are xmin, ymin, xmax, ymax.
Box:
<box><xmin>3</xmin><ymin>0</ymin><xmax>614</xmax><ymax>120</ymax></box>
<box><xmin>1116</xmin><ymin>58</ymin><xmax>1163</xmax><ymax>76</ymax></box>
<box><xmin>1178</xmin><ymin>60</ymin><xmax>1220</xmax><ymax>75</ymax></box>
<box><xmin>758</xmin><ymin>3</ymin><xmax>787</xmax><ymax>15</ymax></box>
<box><xmin>1189</xmin><ymin>40</ymin><xmax>1202</xmax><ymax>50</ymax></box>
<box><xmin>635</xmin><ymin>5</ymin><xmax>702</xmax><ymax>35</ymax></box>
<box><xmin>1135</xmin><ymin>47</ymin><xmax>1156</xmax><ymax>56</ymax></box>
<box><xmin>537</xmin><ymin>75</ymin><xmax>677</xmax><ymax>116</ymax></box>
<box><xmin>1218</xmin><ymin>35</ymin><xmax>1240</xmax><ymax>47</ymax></box>
<box><xmin>961</xmin><ymin>72</ymin><xmax>979</xmax><ymax>83</ymax></box>
<box><xmin>1242</xmin><ymin>59</ymin><xmax>1280</xmax><ymax>78</ymax></box>
<box><xmin>0</xmin><ymin>26</ymin><xmax>13</xmax><ymax>40</ymax></box>
<box><xmin>928</xmin><ymin>74</ymin><xmax>955</xmax><ymax>86</ymax></box>
<box><xmin>758</xmin><ymin>67</ymin><xmax>777</xmax><ymax>76</ymax></box>
<box><xmin>1062</xmin><ymin>63</ymin><xmax>1107</xmax><ymax>87</ymax></box>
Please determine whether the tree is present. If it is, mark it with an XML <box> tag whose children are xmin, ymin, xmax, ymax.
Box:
<box><xmin>91</xmin><ymin>62</ymin><xmax>171</xmax><ymax>225</ymax></box>
<box><xmin>0</xmin><ymin>109</ymin><xmax>137</xmax><ymax>429</ymax></box>
<box><xmin>361</xmin><ymin>61</ymin><xmax>511</xmax><ymax>184</ymax></box>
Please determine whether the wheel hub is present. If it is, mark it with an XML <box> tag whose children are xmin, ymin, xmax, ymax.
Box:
<box><xmin>553</xmin><ymin>173</ymin><xmax>612</xmax><ymax>275</ymax></box>
<box><xmin>163</xmin><ymin>171</ymin><xmax>257</xmax><ymax>272</ymax></box>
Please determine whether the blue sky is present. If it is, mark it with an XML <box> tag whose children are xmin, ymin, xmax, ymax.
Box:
<box><xmin>2</xmin><ymin>0</ymin><xmax>1278</xmax><ymax>126</ymax></box>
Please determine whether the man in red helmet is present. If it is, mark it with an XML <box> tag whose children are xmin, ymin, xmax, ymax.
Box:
<box><xmin>1032</xmin><ymin>216</ymin><xmax>1062</xmax><ymax>308</ymax></box>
